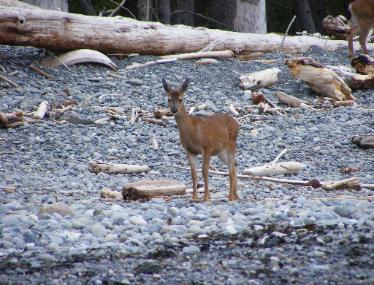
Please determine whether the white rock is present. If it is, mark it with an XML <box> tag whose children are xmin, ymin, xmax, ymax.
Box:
<box><xmin>224</xmin><ymin>225</ymin><xmax>237</xmax><ymax>235</ymax></box>
<box><xmin>182</xmin><ymin>245</ymin><xmax>200</xmax><ymax>255</ymax></box>
<box><xmin>90</xmin><ymin>223</ymin><xmax>108</xmax><ymax>237</ymax></box>
<box><xmin>129</xmin><ymin>216</ymin><xmax>147</xmax><ymax>225</ymax></box>
<box><xmin>64</xmin><ymin>231</ymin><xmax>81</xmax><ymax>242</ymax></box>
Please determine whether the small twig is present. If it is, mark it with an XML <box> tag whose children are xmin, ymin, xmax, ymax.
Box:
<box><xmin>0</xmin><ymin>74</ymin><xmax>21</xmax><ymax>89</ymax></box>
<box><xmin>278</xmin><ymin>15</ymin><xmax>296</xmax><ymax>53</ymax></box>
<box><xmin>30</xmin><ymin>64</ymin><xmax>53</xmax><ymax>79</ymax></box>
<box><xmin>272</xmin><ymin>148</ymin><xmax>288</xmax><ymax>165</ymax></box>
<box><xmin>0</xmin><ymin>64</ymin><xmax>6</xmax><ymax>73</ymax></box>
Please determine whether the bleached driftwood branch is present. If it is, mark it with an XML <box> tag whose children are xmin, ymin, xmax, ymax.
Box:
<box><xmin>89</xmin><ymin>161</ymin><xmax>149</xmax><ymax>174</ymax></box>
<box><xmin>42</xmin><ymin>49</ymin><xmax>117</xmax><ymax>70</ymax></box>
<box><xmin>240</xmin><ymin>68</ymin><xmax>281</xmax><ymax>90</ymax></box>
<box><xmin>243</xmin><ymin>161</ymin><xmax>306</xmax><ymax>176</ymax></box>
<box><xmin>100</xmin><ymin>188</ymin><xmax>122</xmax><ymax>199</ymax></box>
<box><xmin>33</xmin><ymin>101</ymin><xmax>49</xmax><ymax>119</ymax></box>
<box><xmin>275</xmin><ymin>91</ymin><xmax>314</xmax><ymax>110</ymax></box>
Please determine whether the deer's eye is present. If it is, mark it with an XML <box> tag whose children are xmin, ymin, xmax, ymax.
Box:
<box><xmin>167</xmin><ymin>98</ymin><xmax>171</xmax><ymax>103</ymax></box>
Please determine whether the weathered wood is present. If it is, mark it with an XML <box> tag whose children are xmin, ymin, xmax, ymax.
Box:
<box><xmin>328</xmin><ymin>65</ymin><xmax>374</xmax><ymax>90</ymax></box>
<box><xmin>1</xmin><ymin>1</ymin><xmax>373</xmax><ymax>55</ymax></box>
<box><xmin>122</xmin><ymin>179</ymin><xmax>186</xmax><ymax>200</ymax></box>
<box><xmin>285</xmin><ymin>57</ymin><xmax>355</xmax><ymax>101</ymax></box>
<box><xmin>352</xmin><ymin>135</ymin><xmax>374</xmax><ymax>149</ymax></box>
<box><xmin>88</xmin><ymin>161</ymin><xmax>150</xmax><ymax>174</ymax></box>
<box><xmin>322</xmin><ymin>15</ymin><xmax>350</xmax><ymax>40</ymax></box>
<box><xmin>351</xmin><ymin>54</ymin><xmax>374</xmax><ymax>75</ymax></box>
<box><xmin>240</xmin><ymin>68</ymin><xmax>281</xmax><ymax>90</ymax></box>
<box><xmin>322</xmin><ymin>177</ymin><xmax>361</xmax><ymax>191</ymax></box>
<box><xmin>33</xmin><ymin>100</ymin><xmax>48</xmax><ymax>119</ymax></box>
<box><xmin>0</xmin><ymin>111</ymin><xmax>24</xmax><ymax>128</ymax></box>
<box><xmin>42</xmin><ymin>49</ymin><xmax>117</xmax><ymax>70</ymax></box>
<box><xmin>160</xmin><ymin>50</ymin><xmax>234</xmax><ymax>60</ymax></box>
<box><xmin>243</xmin><ymin>161</ymin><xmax>306</xmax><ymax>176</ymax></box>
<box><xmin>100</xmin><ymin>188</ymin><xmax>122</xmax><ymax>200</ymax></box>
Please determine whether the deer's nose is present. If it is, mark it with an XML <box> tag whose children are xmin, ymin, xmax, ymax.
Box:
<box><xmin>171</xmin><ymin>107</ymin><xmax>177</xmax><ymax>113</ymax></box>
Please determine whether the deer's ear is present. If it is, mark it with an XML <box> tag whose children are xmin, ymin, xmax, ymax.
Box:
<box><xmin>180</xmin><ymin>78</ymin><xmax>190</xmax><ymax>92</ymax></box>
<box><xmin>162</xmin><ymin>78</ymin><xmax>170</xmax><ymax>92</ymax></box>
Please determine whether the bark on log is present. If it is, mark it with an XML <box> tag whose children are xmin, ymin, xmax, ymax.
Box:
<box><xmin>1</xmin><ymin>1</ymin><xmax>373</xmax><ymax>55</ymax></box>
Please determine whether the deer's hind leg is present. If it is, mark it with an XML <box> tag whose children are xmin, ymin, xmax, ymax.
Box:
<box><xmin>218</xmin><ymin>149</ymin><xmax>238</xmax><ymax>201</ymax></box>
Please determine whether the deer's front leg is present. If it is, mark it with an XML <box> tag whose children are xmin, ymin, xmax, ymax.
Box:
<box><xmin>188</xmin><ymin>153</ymin><xmax>198</xmax><ymax>201</ymax></box>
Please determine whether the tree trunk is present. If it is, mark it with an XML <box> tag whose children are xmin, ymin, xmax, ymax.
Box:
<box><xmin>76</xmin><ymin>0</ymin><xmax>95</xmax><ymax>16</ymax></box>
<box><xmin>158</xmin><ymin>0</ymin><xmax>171</xmax><ymax>24</ymax></box>
<box><xmin>21</xmin><ymin>0</ymin><xmax>68</xmax><ymax>11</ymax></box>
<box><xmin>171</xmin><ymin>0</ymin><xmax>194</xmax><ymax>26</ymax></box>
<box><xmin>234</xmin><ymin>0</ymin><xmax>267</xmax><ymax>33</ymax></box>
<box><xmin>294</xmin><ymin>0</ymin><xmax>316</xmax><ymax>33</ymax></box>
<box><xmin>138</xmin><ymin>0</ymin><xmax>151</xmax><ymax>21</ymax></box>
<box><xmin>0</xmin><ymin>1</ymin><xmax>367</xmax><ymax>56</ymax></box>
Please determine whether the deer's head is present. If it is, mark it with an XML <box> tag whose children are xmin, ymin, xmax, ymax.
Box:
<box><xmin>162</xmin><ymin>78</ymin><xmax>190</xmax><ymax>115</ymax></box>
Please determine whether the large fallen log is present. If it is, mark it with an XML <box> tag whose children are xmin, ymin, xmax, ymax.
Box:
<box><xmin>1</xmin><ymin>1</ymin><xmax>374</xmax><ymax>55</ymax></box>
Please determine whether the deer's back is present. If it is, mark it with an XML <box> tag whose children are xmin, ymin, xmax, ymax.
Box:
<box><xmin>351</xmin><ymin>0</ymin><xmax>374</xmax><ymax>20</ymax></box>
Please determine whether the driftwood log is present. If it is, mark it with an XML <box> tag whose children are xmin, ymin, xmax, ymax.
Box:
<box><xmin>239</xmin><ymin>68</ymin><xmax>280</xmax><ymax>90</ymax></box>
<box><xmin>1</xmin><ymin>0</ymin><xmax>374</xmax><ymax>55</ymax></box>
<box><xmin>328</xmin><ymin>65</ymin><xmax>374</xmax><ymax>90</ymax></box>
<box><xmin>285</xmin><ymin>57</ymin><xmax>355</xmax><ymax>101</ymax></box>
<box><xmin>88</xmin><ymin>161</ymin><xmax>150</xmax><ymax>174</ymax></box>
<box><xmin>322</xmin><ymin>15</ymin><xmax>350</xmax><ymax>40</ymax></box>
<box><xmin>243</xmin><ymin>161</ymin><xmax>306</xmax><ymax>176</ymax></box>
<box><xmin>122</xmin><ymin>179</ymin><xmax>186</xmax><ymax>200</ymax></box>
<box><xmin>0</xmin><ymin>111</ymin><xmax>23</xmax><ymax>128</ymax></box>
<box><xmin>275</xmin><ymin>91</ymin><xmax>314</xmax><ymax>110</ymax></box>
<box><xmin>352</xmin><ymin>135</ymin><xmax>374</xmax><ymax>149</ymax></box>
<box><xmin>351</xmin><ymin>54</ymin><xmax>374</xmax><ymax>75</ymax></box>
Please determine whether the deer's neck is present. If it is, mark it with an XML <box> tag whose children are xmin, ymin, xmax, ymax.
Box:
<box><xmin>174</xmin><ymin>106</ymin><xmax>194</xmax><ymax>135</ymax></box>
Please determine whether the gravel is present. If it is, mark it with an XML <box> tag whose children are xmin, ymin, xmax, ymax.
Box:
<box><xmin>0</xmin><ymin>45</ymin><xmax>374</xmax><ymax>284</ymax></box>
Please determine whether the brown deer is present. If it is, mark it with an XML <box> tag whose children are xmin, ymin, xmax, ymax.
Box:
<box><xmin>162</xmin><ymin>78</ymin><xmax>239</xmax><ymax>202</ymax></box>
<box><xmin>348</xmin><ymin>0</ymin><xmax>374</xmax><ymax>58</ymax></box>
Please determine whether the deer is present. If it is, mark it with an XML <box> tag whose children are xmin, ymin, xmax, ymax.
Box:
<box><xmin>162</xmin><ymin>78</ymin><xmax>239</xmax><ymax>202</ymax></box>
<box><xmin>348</xmin><ymin>0</ymin><xmax>374</xmax><ymax>58</ymax></box>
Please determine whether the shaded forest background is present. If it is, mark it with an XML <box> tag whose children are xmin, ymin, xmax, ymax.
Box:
<box><xmin>21</xmin><ymin>0</ymin><xmax>351</xmax><ymax>35</ymax></box>
<box><xmin>65</xmin><ymin>0</ymin><xmax>351</xmax><ymax>34</ymax></box>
